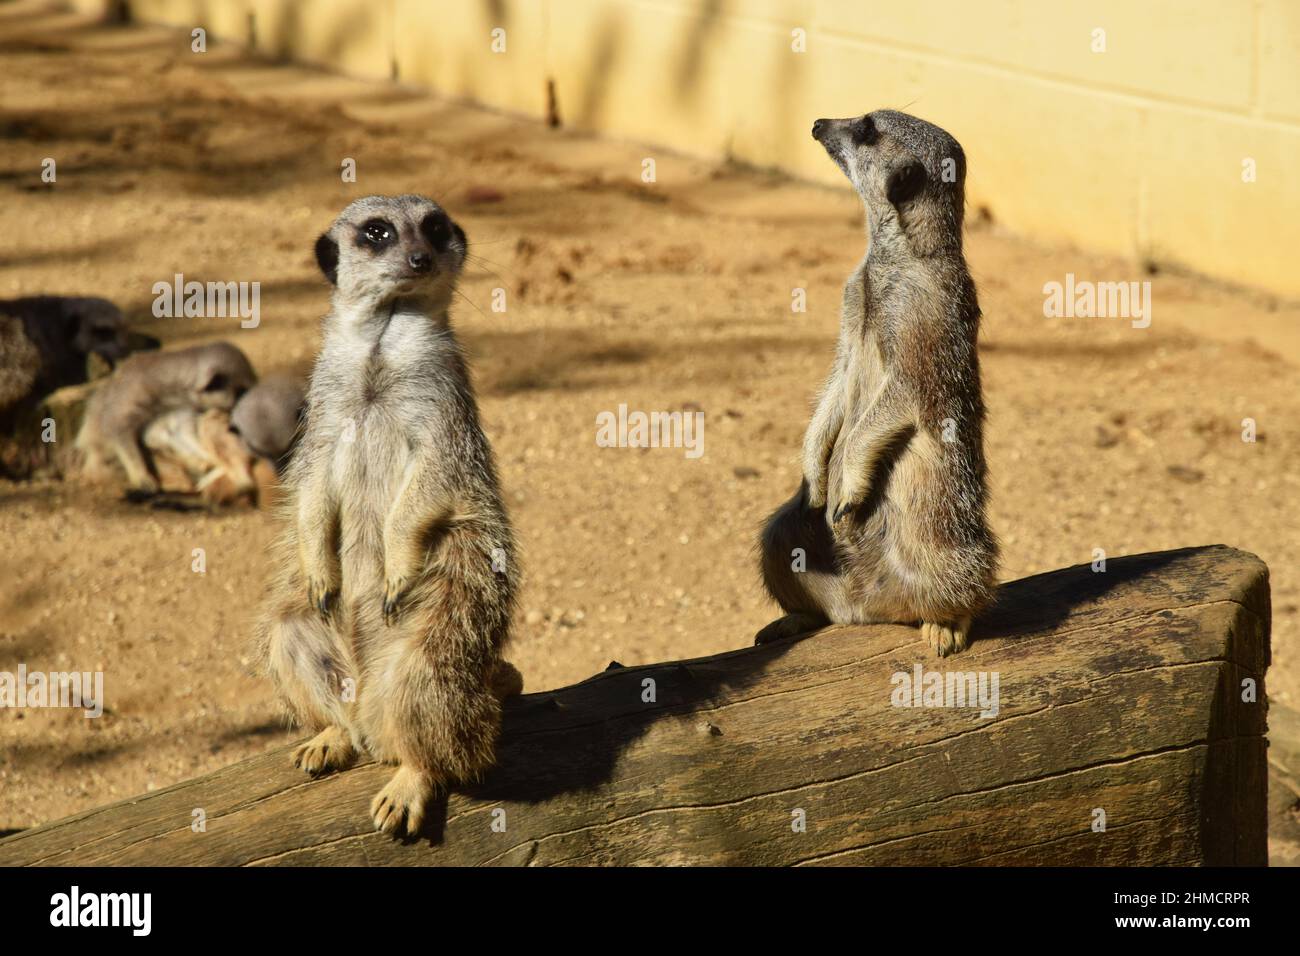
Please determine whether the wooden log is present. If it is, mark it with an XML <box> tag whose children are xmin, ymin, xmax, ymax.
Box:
<box><xmin>0</xmin><ymin>544</ymin><xmax>1270</xmax><ymax>866</ymax></box>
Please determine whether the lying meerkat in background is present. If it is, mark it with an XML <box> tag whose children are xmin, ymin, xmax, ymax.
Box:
<box><xmin>76</xmin><ymin>341</ymin><xmax>256</xmax><ymax>496</ymax></box>
<box><xmin>229</xmin><ymin>374</ymin><xmax>305</xmax><ymax>470</ymax></box>
<box><xmin>138</xmin><ymin>375</ymin><xmax>306</xmax><ymax>507</ymax></box>
<box><xmin>256</xmin><ymin>194</ymin><xmax>521</xmax><ymax>838</ymax></box>
<box><xmin>142</xmin><ymin>407</ymin><xmax>260</xmax><ymax>506</ymax></box>
<box><xmin>757</xmin><ymin>110</ymin><xmax>998</xmax><ymax>657</ymax></box>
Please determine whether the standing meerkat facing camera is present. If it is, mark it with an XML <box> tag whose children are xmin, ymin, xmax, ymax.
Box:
<box><xmin>757</xmin><ymin>110</ymin><xmax>998</xmax><ymax>657</ymax></box>
<box><xmin>255</xmin><ymin>194</ymin><xmax>520</xmax><ymax>838</ymax></box>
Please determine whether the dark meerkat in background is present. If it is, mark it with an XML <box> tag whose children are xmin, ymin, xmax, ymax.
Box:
<box><xmin>757</xmin><ymin>110</ymin><xmax>998</xmax><ymax>657</ymax></box>
<box><xmin>255</xmin><ymin>195</ymin><xmax>521</xmax><ymax>838</ymax></box>
<box><xmin>0</xmin><ymin>296</ymin><xmax>159</xmax><ymax>480</ymax></box>
<box><xmin>0</xmin><ymin>296</ymin><xmax>151</xmax><ymax>404</ymax></box>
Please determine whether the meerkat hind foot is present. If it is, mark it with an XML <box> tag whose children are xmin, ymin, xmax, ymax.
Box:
<box><xmin>292</xmin><ymin>726</ymin><xmax>357</xmax><ymax>776</ymax></box>
<box><xmin>371</xmin><ymin>765</ymin><xmax>436</xmax><ymax>838</ymax></box>
<box><xmin>754</xmin><ymin>612</ymin><xmax>828</xmax><ymax>646</ymax></box>
<box><xmin>922</xmin><ymin>617</ymin><xmax>971</xmax><ymax>658</ymax></box>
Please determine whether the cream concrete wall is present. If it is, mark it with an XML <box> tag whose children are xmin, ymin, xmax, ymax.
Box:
<box><xmin>66</xmin><ymin>0</ymin><xmax>1300</xmax><ymax>298</ymax></box>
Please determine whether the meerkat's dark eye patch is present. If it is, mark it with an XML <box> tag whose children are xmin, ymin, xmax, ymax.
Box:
<box><xmin>420</xmin><ymin>210</ymin><xmax>454</xmax><ymax>251</ymax></box>
<box><xmin>850</xmin><ymin>116</ymin><xmax>879</xmax><ymax>147</ymax></box>
<box><xmin>886</xmin><ymin>162</ymin><xmax>927</xmax><ymax>206</ymax></box>
<box><xmin>314</xmin><ymin>233</ymin><xmax>339</xmax><ymax>285</ymax></box>
<box><xmin>360</xmin><ymin>218</ymin><xmax>396</xmax><ymax>249</ymax></box>
<box><xmin>203</xmin><ymin>373</ymin><xmax>230</xmax><ymax>393</ymax></box>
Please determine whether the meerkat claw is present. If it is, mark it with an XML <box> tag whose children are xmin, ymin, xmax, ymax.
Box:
<box><xmin>382</xmin><ymin>579</ymin><xmax>408</xmax><ymax>626</ymax></box>
<box><xmin>307</xmin><ymin>581</ymin><xmax>336</xmax><ymax>619</ymax></box>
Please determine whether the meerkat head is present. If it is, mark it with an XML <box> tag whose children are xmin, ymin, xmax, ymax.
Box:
<box><xmin>229</xmin><ymin>375</ymin><xmax>305</xmax><ymax>466</ymax></box>
<box><xmin>812</xmin><ymin>110</ymin><xmax>966</xmax><ymax>255</ymax></box>
<box><xmin>313</xmin><ymin>194</ymin><xmax>468</xmax><ymax>308</ymax></box>
<box><xmin>191</xmin><ymin>342</ymin><xmax>257</xmax><ymax>412</ymax></box>
<box><xmin>63</xmin><ymin>297</ymin><xmax>144</xmax><ymax>366</ymax></box>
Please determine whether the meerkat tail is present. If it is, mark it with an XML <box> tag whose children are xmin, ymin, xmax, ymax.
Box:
<box><xmin>388</xmin><ymin>522</ymin><xmax>513</xmax><ymax>785</ymax></box>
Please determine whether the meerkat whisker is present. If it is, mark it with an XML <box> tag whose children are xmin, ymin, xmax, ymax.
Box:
<box><xmin>450</xmin><ymin>284</ymin><xmax>490</xmax><ymax>322</ymax></box>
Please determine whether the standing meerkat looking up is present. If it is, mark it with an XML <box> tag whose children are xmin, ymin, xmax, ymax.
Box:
<box><xmin>256</xmin><ymin>194</ymin><xmax>520</xmax><ymax>838</ymax></box>
<box><xmin>757</xmin><ymin>111</ymin><xmax>998</xmax><ymax>657</ymax></box>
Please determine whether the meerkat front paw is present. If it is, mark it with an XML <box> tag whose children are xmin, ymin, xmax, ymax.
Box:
<box><xmin>371</xmin><ymin>766</ymin><xmax>435</xmax><ymax>838</ymax></box>
<box><xmin>831</xmin><ymin>497</ymin><xmax>861</xmax><ymax>526</ymax></box>
<box><xmin>292</xmin><ymin>726</ymin><xmax>357</xmax><ymax>776</ymax></box>
<box><xmin>382</xmin><ymin>575</ymin><xmax>410</xmax><ymax>626</ymax></box>
<box><xmin>805</xmin><ymin>470</ymin><xmax>828</xmax><ymax>509</ymax></box>
<box><xmin>306</xmin><ymin>576</ymin><xmax>338</xmax><ymax>619</ymax></box>
<box><xmin>922</xmin><ymin>618</ymin><xmax>971</xmax><ymax>658</ymax></box>
<box><xmin>832</xmin><ymin>476</ymin><xmax>868</xmax><ymax>525</ymax></box>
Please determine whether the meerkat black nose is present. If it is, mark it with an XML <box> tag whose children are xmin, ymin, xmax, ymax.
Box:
<box><xmin>408</xmin><ymin>251</ymin><xmax>432</xmax><ymax>273</ymax></box>
<box><xmin>812</xmin><ymin>118</ymin><xmax>828</xmax><ymax>140</ymax></box>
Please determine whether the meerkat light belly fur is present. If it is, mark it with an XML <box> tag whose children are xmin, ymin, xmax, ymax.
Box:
<box><xmin>255</xmin><ymin>194</ymin><xmax>520</xmax><ymax>838</ymax></box>
<box><xmin>757</xmin><ymin>110</ymin><xmax>998</xmax><ymax>657</ymax></box>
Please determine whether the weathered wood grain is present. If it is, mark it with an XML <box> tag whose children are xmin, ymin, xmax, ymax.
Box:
<box><xmin>0</xmin><ymin>544</ymin><xmax>1270</xmax><ymax>866</ymax></box>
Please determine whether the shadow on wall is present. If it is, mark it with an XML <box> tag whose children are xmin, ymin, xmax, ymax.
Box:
<box><xmin>248</xmin><ymin>1</ymin><xmax>377</xmax><ymax>75</ymax></box>
<box><xmin>94</xmin><ymin>0</ymin><xmax>817</xmax><ymax>176</ymax></box>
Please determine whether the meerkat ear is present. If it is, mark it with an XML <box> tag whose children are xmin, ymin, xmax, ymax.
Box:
<box><xmin>886</xmin><ymin>162</ymin><xmax>927</xmax><ymax>207</ymax></box>
<box><xmin>314</xmin><ymin>233</ymin><xmax>339</xmax><ymax>285</ymax></box>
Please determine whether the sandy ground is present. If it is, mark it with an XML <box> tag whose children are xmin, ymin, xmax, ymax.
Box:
<box><xmin>1</xmin><ymin>4</ymin><xmax>1298</xmax><ymax>859</ymax></box>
